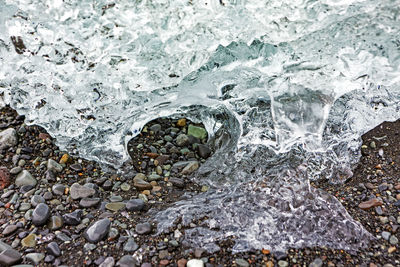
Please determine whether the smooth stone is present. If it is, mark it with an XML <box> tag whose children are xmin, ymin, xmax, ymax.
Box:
<box><xmin>382</xmin><ymin>231</ymin><xmax>391</xmax><ymax>240</ymax></box>
<box><xmin>197</xmin><ymin>144</ymin><xmax>211</xmax><ymax>158</ymax></box>
<box><xmin>109</xmin><ymin>195</ymin><xmax>123</xmax><ymax>202</ymax></box>
<box><xmin>52</xmin><ymin>184</ymin><xmax>65</xmax><ymax>196</ymax></box>
<box><xmin>133</xmin><ymin>173</ymin><xmax>147</xmax><ymax>182</ymax></box>
<box><xmin>120</xmin><ymin>183</ymin><xmax>131</xmax><ymax>191</ymax></box>
<box><xmin>187</xmin><ymin>125</ymin><xmax>207</xmax><ymax>139</ymax></box>
<box><xmin>123</xmin><ymin>238</ymin><xmax>139</xmax><ymax>252</ymax></box>
<box><xmin>43</xmin><ymin>191</ymin><xmax>53</xmax><ymax>200</ymax></box>
<box><xmin>79</xmin><ymin>198</ymin><xmax>101</xmax><ymax>208</ymax></box>
<box><xmin>116</xmin><ymin>255</ymin><xmax>136</xmax><ymax>267</ymax></box>
<box><xmin>169</xmin><ymin>177</ymin><xmax>184</xmax><ymax>188</ymax></box>
<box><xmin>2</xmin><ymin>225</ymin><xmax>18</xmax><ymax>236</ymax></box>
<box><xmin>389</xmin><ymin>235</ymin><xmax>398</xmax><ymax>245</ymax></box>
<box><xmin>149</xmin><ymin>124</ymin><xmax>162</xmax><ymax>133</ymax></box>
<box><xmin>187</xmin><ymin>259</ymin><xmax>204</xmax><ymax>267</ymax></box>
<box><xmin>147</xmin><ymin>174</ymin><xmax>161</xmax><ymax>182</ymax></box>
<box><xmin>10</xmin><ymin>166</ymin><xmax>22</xmax><ymax>175</ymax></box>
<box><xmin>181</xmin><ymin>161</ymin><xmax>199</xmax><ymax>175</ymax></box>
<box><xmin>0</xmin><ymin>128</ymin><xmax>18</xmax><ymax>150</ymax></box>
<box><xmin>48</xmin><ymin>215</ymin><xmax>63</xmax><ymax>230</ymax></box>
<box><xmin>278</xmin><ymin>261</ymin><xmax>288</xmax><ymax>267</ymax></box>
<box><xmin>99</xmin><ymin>257</ymin><xmax>115</xmax><ymax>267</ymax></box>
<box><xmin>126</xmin><ymin>199</ymin><xmax>144</xmax><ymax>212</ymax></box>
<box><xmin>56</xmin><ymin>233</ymin><xmax>71</xmax><ymax>242</ymax></box>
<box><xmin>133</xmin><ymin>179</ymin><xmax>152</xmax><ymax>191</ymax></box>
<box><xmin>31</xmin><ymin>195</ymin><xmax>45</xmax><ymax>207</ymax></box>
<box><xmin>105</xmin><ymin>202</ymin><xmax>126</xmax><ymax>212</ymax></box>
<box><xmin>84</xmin><ymin>218</ymin><xmax>111</xmax><ymax>243</ymax></box>
<box><xmin>135</xmin><ymin>222</ymin><xmax>151</xmax><ymax>235</ymax></box>
<box><xmin>63</xmin><ymin>210</ymin><xmax>82</xmax><ymax>225</ymax></box>
<box><xmin>84</xmin><ymin>243</ymin><xmax>97</xmax><ymax>251</ymax></box>
<box><xmin>47</xmin><ymin>159</ymin><xmax>63</xmax><ymax>172</ymax></box>
<box><xmin>47</xmin><ymin>242</ymin><xmax>61</xmax><ymax>257</ymax></box>
<box><xmin>235</xmin><ymin>258</ymin><xmax>249</xmax><ymax>267</ymax></box>
<box><xmin>15</xmin><ymin>170</ymin><xmax>37</xmax><ymax>187</ymax></box>
<box><xmin>32</xmin><ymin>203</ymin><xmax>51</xmax><ymax>226</ymax></box>
<box><xmin>70</xmin><ymin>183</ymin><xmax>96</xmax><ymax>200</ymax></box>
<box><xmin>70</xmin><ymin>163</ymin><xmax>83</xmax><ymax>172</ymax></box>
<box><xmin>21</xmin><ymin>234</ymin><xmax>36</xmax><ymax>247</ymax></box>
<box><xmin>25</xmin><ymin>253</ymin><xmax>45</xmax><ymax>265</ymax></box>
<box><xmin>0</xmin><ymin>248</ymin><xmax>22</xmax><ymax>266</ymax></box>
<box><xmin>358</xmin><ymin>198</ymin><xmax>383</xmax><ymax>210</ymax></box>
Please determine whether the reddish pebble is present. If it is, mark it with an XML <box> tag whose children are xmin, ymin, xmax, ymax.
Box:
<box><xmin>4</xmin><ymin>202</ymin><xmax>11</xmax><ymax>209</ymax></box>
<box><xmin>0</xmin><ymin>167</ymin><xmax>10</xmax><ymax>189</ymax></box>
<box><xmin>159</xmin><ymin>259</ymin><xmax>169</xmax><ymax>266</ymax></box>
<box><xmin>358</xmin><ymin>198</ymin><xmax>383</xmax><ymax>210</ymax></box>
<box><xmin>395</xmin><ymin>184</ymin><xmax>400</xmax><ymax>190</ymax></box>
<box><xmin>177</xmin><ymin>258</ymin><xmax>187</xmax><ymax>267</ymax></box>
<box><xmin>38</xmin><ymin>133</ymin><xmax>50</xmax><ymax>140</ymax></box>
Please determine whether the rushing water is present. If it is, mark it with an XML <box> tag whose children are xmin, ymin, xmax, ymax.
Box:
<box><xmin>1</xmin><ymin>0</ymin><xmax>400</xmax><ymax>252</ymax></box>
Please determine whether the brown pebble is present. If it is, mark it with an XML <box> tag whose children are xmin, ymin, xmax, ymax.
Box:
<box><xmin>159</xmin><ymin>259</ymin><xmax>169</xmax><ymax>266</ymax></box>
<box><xmin>358</xmin><ymin>198</ymin><xmax>383</xmax><ymax>210</ymax></box>
<box><xmin>395</xmin><ymin>184</ymin><xmax>400</xmax><ymax>190</ymax></box>
<box><xmin>388</xmin><ymin>246</ymin><xmax>396</xmax><ymax>253</ymax></box>
<box><xmin>177</xmin><ymin>118</ymin><xmax>186</xmax><ymax>127</ymax></box>
<box><xmin>0</xmin><ymin>167</ymin><xmax>10</xmax><ymax>190</ymax></box>
<box><xmin>177</xmin><ymin>259</ymin><xmax>187</xmax><ymax>267</ymax></box>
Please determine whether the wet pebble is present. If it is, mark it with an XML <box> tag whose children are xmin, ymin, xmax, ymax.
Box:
<box><xmin>126</xmin><ymin>199</ymin><xmax>144</xmax><ymax>212</ymax></box>
<box><xmin>32</xmin><ymin>203</ymin><xmax>51</xmax><ymax>226</ymax></box>
<box><xmin>135</xmin><ymin>222</ymin><xmax>151</xmax><ymax>235</ymax></box>
<box><xmin>47</xmin><ymin>241</ymin><xmax>61</xmax><ymax>257</ymax></box>
<box><xmin>63</xmin><ymin>210</ymin><xmax>82</xmax><ymax>225</ymax></box>
<box><xmin>84</xmin><ymin>218</ymin><xmax>111</xmax><ymax>243</ymax></box>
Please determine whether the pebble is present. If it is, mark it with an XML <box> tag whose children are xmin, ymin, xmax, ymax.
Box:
<box><xmin>15</xmin><ymin>170</ymin><xmax>37</xmax><ymax>187</ymax></box>
<box><xmin>0</xmin><ymin>128</ymin><xmax>18</xmax><ymax>150</ymax></box>
<box><xmin>32</xmin><ymin>203</ymin><xmax>51</xmax><ymax>226</ymax></box>
<box><xmin>48</xmin><ymin>215</ymin><xmax>63</xmax><ymax>230</ymax></box>
<box><xmin>47</xmin><ymin>159</ymin><xmax>63</xmax><ymax>172</ymax></box>
<box><xmin>21</xmin><ymin>233</ymin><xmax>36</xmax><ymax>247</ymax></box>
<box><xmin>105</xmin><ymin>202</ymin><xmax>126</xmax><ymax>212</ymax></box>
<box><xmin>278</xmin><ymin>260</ymin><xmax>289</xmax><ymax>267</ymax></box>
<box><xmin>187</xmin><ymin>259</ymin><xmax>204</xmax><ymax>267</ymax></box>
<box><xmin>25</xmin><ymin>253</ymin><xmax>45</xmax><ymax>265</ymax></box>
<box><xmin>99</xmin><ymin>257</ymin><xmax>115</xmax><ymax>267</ymax></box>
<box><xmin>309</xmin><ymin>257</ymin><xmax>323</xmax><ymax>267</ymax></box>
<box><xmin>79</xmin><ymin>197</ymin><xmax>101</xmax><ymax>208</ymax></box>
<box><xmin>181</xmin><ymin>161</ymin><xmax>199</xmax><ymax>175</ymax></box>
<box><xmin>31</xmin><ymin>195</ymin><xmax>45</xmax><ymax>207</ymax></box>
<box><xmin>120</xmin><ymin>183</ymin><xmax>130</xmax><ymax>191</ymax></box>
<box><xmin>126</xmin><ymin>199</ymin><xmax>145</xmax><ymax>212</ymax></box>
<box><xmin>84</xmin><ymin>218</ymin><xmax>111</xmax><ymax>243</ymax></box>
<box><xmin>70</xmin><ymin>163</ymin><xmax>83</xmax><ymax>172</ymax></box>
<box><xmin>197</xmin><ymin>144</ymin><xmax>211</xmax><ymax>158</ymax></box>
<box><xmin>135</xmin><ymin>222</ymin><xmax>151</xmax><ymax>235</ymax></box>
<box><xmin>47</xmin><ymin>241</ymin><xmax>61</xmax><ymax>257</ymax></box>
<box><xmin>63</xmin><ymin>210</ymin><xmax>82</xmax><ymax>225</ymax></box>
<box><xmin>188</xmin><ymin>125</ymin><xmax>207</xmax><ymax>139</ymax></box>
<box><xmin>116</xmin><ymin>255</ymin><xmax>136</xmax><ymax>267</ymax></box>
<box><xmin>52</xmin><ymin>184</ymin><xmax>66</xmax><ymax>196</ymax></box>
<box><xmin>123</xmin><ymin>238</ymin><xmax>138</xmax><ymax>252</ymax></box>
<box><xmin>10</xmin><ymin>166</ymin><xmax>22</xmax><ymax>175</ymax></box>
<box><xmin>176</xmin><ymin>134</ymin><xmax>189</xmax><ymax>147</ymax></box>
<box><xmin>0</xmin><ymin>247</ymin><xmax>22</xmax><ymax>266</ymax></box>
<box><xmin>389</xmin><ymin>235</ymin><xmax>398</xmax><ymax>245</ymax></box>
<box><xmin>358</xmin><ymin>198</ymin><xmax>383</xmax><ymax>210</ymax></box>
<box><xmin>235</xmin><ymin>258</ymin><xmax>249</xmax><ymax>267</ymax></box>
<box><xmin>169</xmin><ymin>177</ymin><xmax>185</xmax><ymax>188</ymax></box>
<box><xmin>133</xmin><ymin>179</ymin><xmax>152</xmax><ymax>191</ymax></box>
<box><xmin>177</xmin><ymin>259</ymin><xmax>187</xmax><ymax>267</ymax></box>
<box><xmin>382</xmin><ymin>231</ymin><xmax>391</xmax><ymax>240</ymax></box>
<box><xmin>2</xmin><ymin>225</ymin><xmax>18</xmax><ymax>236</ymax></box>
<box><xmin>70</xmin><ymin>183</ymin><xmax>96</xmax><ymax>200</ymax></box>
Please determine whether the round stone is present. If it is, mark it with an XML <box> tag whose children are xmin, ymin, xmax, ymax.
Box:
<box><xmin>79</xmin><ymin>198</ymin><xmax>101</xmax><ymax>208</ymax></box>
<box><xmin>187</xmin><ymin>259</ymin><xmax>204</xmax><ymax>267</ymax></box>
<box><xmin>84</xmin><ymin>218</ymin><xmax>111</xmax><ymax>243</ymax></box>
<box><xmin>123</xmin><ymin>238</ymin><xmax>138</xmax><ymax>252</ymax></box>
<box><xmin>135</xmin><ymin>222</ymin><xmax>151</xmax><ymax>235</ymax></box>
<box><xmin>48</xmin><ymin>215</ymin><xmax>63</xmax><ymax>230</ymax></box>
<box><xmin>47</xmin><ymin>242</ymin><xmax>61</xmax><ymax>257</ymax></box>
<box><xmin>32</xmin><ymin>203</ymin><xmax>51</xmax><ymax>226</ymax></box>
<box><xmin>21</xmin><ymin>234</ymin><xmax>36</xmax><ymax>247</ymax></box>
<box><xmin>126</xmin><ymin>199</ymin><xmax>145</xmax><ymax>212</ymax></box>
<box><xmin>105</xmin><ymin>202</ymin><xmax>126</xmax><ymax>212</ymax></box>
<box><xmin>116</xmin><ymin>255</ymin><xmax>136</xmax><ymax>267</ymax></box>
<box><xmin>31</xmin><ymin>195</ymin><xmax>45</xmax><ymax>207</ymax></box>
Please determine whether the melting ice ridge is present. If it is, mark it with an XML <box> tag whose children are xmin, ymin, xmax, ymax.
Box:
<box><xmin>1</xmin><ymin>0</ymin><xmax>400</xmax><ymax>252</ymax></box>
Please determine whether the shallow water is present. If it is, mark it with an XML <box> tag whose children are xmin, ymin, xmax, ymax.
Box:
<box><xmin>1</xmin><ymin>0</ymin><xmax>400</xmax><ymax>252</ymax></box>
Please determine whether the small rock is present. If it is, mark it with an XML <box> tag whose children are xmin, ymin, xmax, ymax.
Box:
<box><xmin>63</xmin><ymin>210</ymin><xmax>82</xmax><ymax>225</ymax></box>
<box><xmin>79</xmin><ymin>198</ymin><xmax>101</xmax><ymax>208</ymax></box>
<box><xmin>278</xmin><ymin>261</ymin><xmax>288</xmax><ymax>267</ymax></box>
<box><xmin>15</xmin><ymin>170</ymin><xmax>37</xmax><ymax>187</ymax></box>
<box><xmin>177</xmin><ymin>258</ymin><xmax>187</xmax><ymax>267</ymax></box>
<box><xmin>84</xmin><ymin>218</ymin><xmax>111</xmax><ymax>243</ymax></box>
<box><xmin>99</xmin><ymin>257</ymin><xmax>115</xmax><ymax>267</ymax></box>
<box><xmin>177</xmin><ymin>118</ymin><xmax>186</xmax><ymax>127</ymax></box>
<box><xmin>188</xmin><ymin>125</ymin><xmax>207</xmax><ymax>139</ymax></box>
<box><xmin>0</xmin><ymin>128</ymin><xmax>18</xmax><ymax>150</ymax></box>
<box><xmin>116</xmin><ymin>255</ymin><xmax>136</xmax><ymax>267</ymax></box>
<box><xmin>120</xmin><ymin>183</ymin><xmax>130</xmax><ymax>191</ymax></box>
<box><xmin>123</xmin><ymin>238</ymin><xmax>138</xmax><ymax>252</ymax></box>
<box><xmin>48</xmin><ymin>215</ymin><xmax>63</xmax><ymax>230</ymax></box>
<box><xmin>52</xmin><ymin>184</ymin><xmax>66</xmax><ymax>196</ymax></box>
<box><xmin>135</xmin><ymin>222</ymin><xmax>151</xmax><ymax>235</ymax></box>
<box><xmin>47</xmin><ymin>242</ymin><xmax>61</xmax><ymax>257</ymax></box>
<box><xmin>133</xmin><ymin>179</ymin><xmax>152</xmax><ymax>191</ymax></box>
<box><xmin>197</xmin><ymin>144</ymin><xmax>211</xmax><ymax>158</ymax></box>
<box><xmin>70</xmin><ymin>163</ymin><xmax>83</xmax><ymax>172</ymax></box>
<box><xmin>169</xmin><ymin>177</ymin><xmax>185</xmax><ymax>188</ymax></box>
<box><xmin>181</xmin><ymin>161</ymin><xmax>199</xmax><ymax>175</ymax></box>
<box><xmin>32</xmin><ymin>203</ymin><xmax>51</xmax><ymax>226</ymax></box>
<box><xmin>25</xmin><ymin>253</ymin><xmax>45</xmax><ymax>265</ymax></box>
<box><xmin>176</xmin><ymin>134</ymin><xmax>189</xmax><ymax>147</ymax></box>
<box><xmin>126</xmin><ymin>199</ymin><xmax>145</xmax><ymax>212</ymax></box>
<box><xmin>9</xmin><ymin>166</ymin><xmax>22</xmax><ymax>175</ymax></box>
<box><xmin>47</xmin><ymin>159</ymin><xmax>63</xmax><ymax>172</ymax></box>
<box><xmin>309</xmin><ymin>258</ymin><xmax>323</xmax><ymax>267</ymax></box>
<box><xmin>149</xmin><ymin>124</ymin><xmax>162</xmax><ymax>133</ymax></box>
<box><xmin>105</xmin><ymin>202</ymin><xmax>126</xmax><ymax>212</ymax></box>
<box><xmin>358</xmin><ymin>198</ymin><xmax>383</xmax><ymax>210</ymax></box>
<box><xmin>389</xmin><ymin>235</ymin><xmax>398</xmax><ymax>245</ymax></box>
<box><xmin>70</xmin><ymin>183</ymin><xmax>96</xmax><ymax>200</ymax></box>
<box><xmin>0</xmin><ymin>247</ymin><xmax>21</xmax><ymax>266</ymax></box>
<box><xmin>31</xmin><ymin>195</ymin><xmax>45</xmax><ymax>207</ymax></box>
<box><xmin>235</xmin><ymin>258</ymin><xmax>249</xmax><ymax>267</ymax></box>
<box><xmin>21</xmin><ymin>234</ymin><xmax>36</xmax><ymax>247</ymax></box>
<box><xmin>187</xmin><ymin>259</ymin><xmax>204</xmax><ymax>267</ymax></box>
<box><xmin>2</xmin><ymin>225</ymin><xmax>18</xmax><ymax>236</ymax></box>
<box><xmin>382</xmin><ymin>231</ymin><xmax>391</xmax><ymax>240</ymax></box>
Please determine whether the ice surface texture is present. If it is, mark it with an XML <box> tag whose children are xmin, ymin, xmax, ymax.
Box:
<box><xmin>1</xmin><ymin>0</ymin><xmax>400</xmax><ymax>252</ymax></box>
